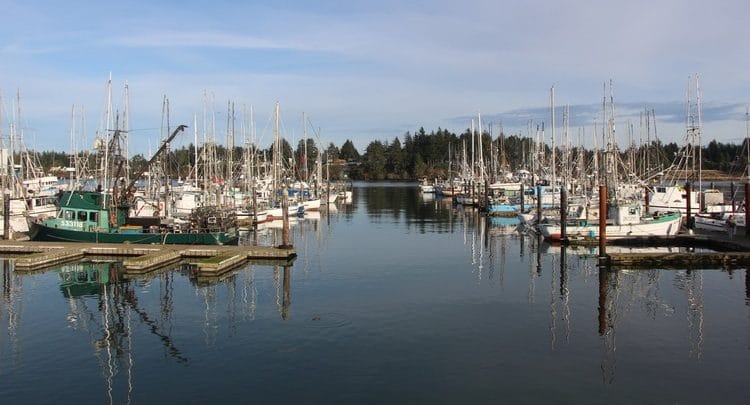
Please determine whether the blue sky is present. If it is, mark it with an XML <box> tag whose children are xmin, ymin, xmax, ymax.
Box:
<box><xmin>2</xmin><ymin>0</ymin><xmax>750</xmax><ymax>157</ymax></box>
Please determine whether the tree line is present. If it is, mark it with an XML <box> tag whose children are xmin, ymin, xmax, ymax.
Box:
<box><xmin>30</xmin><ymin>128</ymin><xmax>750</xmax><ymax>182</ymax></box>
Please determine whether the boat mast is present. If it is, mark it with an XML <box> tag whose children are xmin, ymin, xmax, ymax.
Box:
<box><xmin>550</xmin><ymin>86</ymin><xmax>556</xmax><ymax>188</ymax></box>
<box><xmin>303</xmin><ymin>111</ymin><xmax>308</xmax><ymax>183</ymax></box>
<box><xmin>470</xmin><ymin>118</ymin><xmax>475</xmax><ymax>182</ymax></box>
<box><xmin>123</xmin><ymin>82</ymin><xmax>130</xmax><ymax>184</ymax></box>
<box><xmin>696</xmin><ymin>74</ymin><xmax>703</xmax><ymax>196</ymax></box>
<box><xmin>102</xmin><ymin>74</ymin><xmax>113</xmax><ymax>207</ymax></box>
<box><xmin>477</xmin><ymin>111</ymin><xmax>484</xmax><ymax>185</ymax></box>
<box><xmin>193</xmin><ymin>113</ymin><xmax>199</xmax><ymax>187</ymax></box>
<box><xmin>272</xmin><ymin>101</ymin><xmax>281</xmax><ymax>206</ymax></box>
<box><xmin>0</xmin><ymin>91</ymin><xmax>5</xmax><ymax>195</ymax></box>
<box><xmin>226</xmin><ymin>101</ymin><xmax>235</xmax><ymax>200</ymax></box>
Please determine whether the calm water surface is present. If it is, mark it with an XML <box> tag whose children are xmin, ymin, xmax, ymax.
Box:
<box><xmin>1</xmin><ymin>182</ymin><xmax>749</xmax><ymax>404</ymax></box>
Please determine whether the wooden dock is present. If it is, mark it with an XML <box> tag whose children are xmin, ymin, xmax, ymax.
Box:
<box><xmin>0</xmin><ymin>240</ymin><xmax>296</xmax><ymax>274</ymax></box>
<box><xmin>592</xmin><ymin>231</ymin><xmax>750</xmax><ymax>268</ymax></box>
<box><xmin>605</xmin><ymin>251</ymin><xmax>750</xmax><ymax>267</ymax></box>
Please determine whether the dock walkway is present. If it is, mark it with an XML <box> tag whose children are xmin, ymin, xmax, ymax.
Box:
<box><xmin>601</xmin><ymin>226</ymin><xmax>750</xmax><ymax>267</ymax></box>
<box><xmin>0</xmin><ymin>240</ymin><xmax>296</xmax><ymax>275</ymax></box>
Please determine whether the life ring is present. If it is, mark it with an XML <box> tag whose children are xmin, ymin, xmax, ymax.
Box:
<box><xmin>158</xmin><ymin>201</ymin><xmax>165</xmax><ymax>212</ymax></box>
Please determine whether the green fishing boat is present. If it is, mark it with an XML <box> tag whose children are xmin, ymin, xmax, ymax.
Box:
<box><xmin>29</xmin><ymin>190</ymin><xmax>238</xmax><ymax>245</ymax></box>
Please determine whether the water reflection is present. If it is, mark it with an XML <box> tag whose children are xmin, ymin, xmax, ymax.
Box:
<box><xmin>56</xmin><ymin>261</ymin><xmax>187</xmax><ymax>405</ymax></box>
<box><xmin>1</xmin><ymin>182</ymin><xmax>750</xmax><ymax>403</ymax></box>
<box><xmin>1</xmin><ymin>259</ymin><xmax>21</xmax><ymax>368</ymax></box>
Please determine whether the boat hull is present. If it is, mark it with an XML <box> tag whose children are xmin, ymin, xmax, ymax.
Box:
<box><xmin>29</xmin><ymin>220</ymin><xmax>237</xmax><ymax>245</ymax></box>
<box><xmin>539</xmin><ymin>213</ymin><xmax>682</xmax><ymax>242</ymax></box>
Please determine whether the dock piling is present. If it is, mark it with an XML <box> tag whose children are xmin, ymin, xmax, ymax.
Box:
<box><xmin>536</xmin><ymin>185</ymin><xmax>542</xmax><ymax>224</ymax></box>
<box><xmin>281</xmin><ymin>181</ymin><xmax>292</xmax><ymax>249</ymax></box>
<box><xmin>598</xmin><ymin>185</ymin><xmax>607</xmax><ymax>259</ymax></box>
<box><xmin>3</xmin><ymin>193</ymin><xmax>9</xmax><ymax>240</ymax></box>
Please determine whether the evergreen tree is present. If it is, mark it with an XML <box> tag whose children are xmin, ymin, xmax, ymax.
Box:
<box><xmin>362</xmin><ymin>140</ymin><xmax>387</xmax><ymax>180</ymax></box>
<box><xmin>340</xmin><ymin>140</ymin><xmax>360</xmax><ymax>161</ymax></box>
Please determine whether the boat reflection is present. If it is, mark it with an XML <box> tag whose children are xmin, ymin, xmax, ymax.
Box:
<box><xmin>488</xmin><ymin>216</ymin><xmax>522</xmax><ymax>236</ymax></box>
<box><xmin>56</xmin><ymin>261</ymin><xmax>187</xmax><ymax>404</ymax></box>
<box><xmin>457</xmin><ymin>207</ymin><xmax>524</xmax><ymax>282</ymax></box>
<box><xmin>531</xmin><ymin>239</ymin><xmax>737</xmax><ymax>385</ymax></box>
<box><xmin>58</xmin><ymin>261</ymin><xmax>122</xmax><ymax>298</ymax></box>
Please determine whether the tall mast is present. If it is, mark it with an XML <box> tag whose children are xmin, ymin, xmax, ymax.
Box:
<box><xmin>193</xmin><ymin>113</ymin><xmax>198</xmax><ymax>187</ymax></box>
<box><xmin>1</xmin><ymin>92</ymin><xmax>6</xmax><ymax>193</ymax></box>
<box><xmin>303</xmin><ymin>112</ymin><xmax>308</xmax><ymax>182</ymax></box>
<box><xmin>563</xmin><ymin>104</ymin><xmax>570</xmax><ymax>188</ymax></box>
<box><xmin>316</xmin><ymin>126</ymin><xmax>322</xmax><ymax>198</ymax></box>
<box><xmin>251</xmin><ymin>104</ymin><xmax>256</xmax><ymax>190</ymax></box>
<box><xmin>601</xmin><ymin>82</ymin><xmax>606</xmax><ymax>188</ymax></box>
<box><xmin>608</xmin><ymin>79</ymin><xmax>618</xmax><ymax>195</ymax></box>
<box><xmin>550</xmin><ymin>86</ymin><xmax>556</xmax><ymax>186</ymax></box>
<box><xmin>696</xmin><ymin>74</ymin><xmax>702</xmax><ymax>194</ymax></box>
<box><xmin>593</xmin><ymin>117</ymin><xmax>599</xmax><ymax>189</ymax></box>
<box><xmin>123</xmin><ymin>82</ymin><xmax>130</xmax><ymax>183</ymax></box>
<box><xmin>226</xmin><ymin>101</ymin><xmax>235</xmax><ymax>195</ymax></box>
<box><xmin>470</xmin><ymin>118</ymin><xmax>475</xmax><ymax>180</ymax></box>
<box><xmin>273</xmin><ymin>102</ymin><xmax>281</xmax><ymax>204</ymax></box>
<box><xmin>9</xmin><ymin>91</ymin><xmax>17</xmax><ymax>196</ymax></box>
<box><xmin>102</xmin><ymin>74</ymin><xmax>113</xmax><ymax>204</ymax></box>
<box><xmin>477</xmin><ymin>111</ymin><xmax>484</xmax><ymax>184</ymax></box>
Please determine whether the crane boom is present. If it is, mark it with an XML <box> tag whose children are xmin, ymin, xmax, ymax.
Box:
<box><xmin>123</xmin><ymin>124</ymin><xmax>187</xmax><ymax>200</ymax></box>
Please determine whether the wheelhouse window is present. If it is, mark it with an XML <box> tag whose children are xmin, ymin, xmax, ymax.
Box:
<box><xmin>78</xmin><ymin>211</ymin><xmax>87</xmax><ymax>221</ymax></box>
<box><xmin>64</xmin><ymin>210</ymin><xmax>74</xmax><ymax>220</ymax></box>
<box><xmin>89</xmin><ymin>212</ymin><xmax>98</xmax><ymax>222</ymax></box>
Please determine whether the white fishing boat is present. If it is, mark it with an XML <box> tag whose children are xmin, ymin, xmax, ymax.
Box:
<box><xmin>418</xmin><ymin>178</ymin><xmax>436</xmax><ymax>193</ymax></box>
<box><xmin>694</xmin><ymin>211</ymin><xmax>745</xmax><ymax>232</ymax></box>
<box><xmin>539</xmin><ymin>202</ymin><xmax>682</xmax><ymax>242</ymax></box>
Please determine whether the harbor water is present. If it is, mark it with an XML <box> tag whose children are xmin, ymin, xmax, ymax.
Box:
<box><xmin>1</xmin><ymin>182</ymin><xmax>748</xmax><ymax>403</ymax></box>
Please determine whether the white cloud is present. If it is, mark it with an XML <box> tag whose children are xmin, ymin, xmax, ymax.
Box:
<box><xmin>2</xmin><ymin>0</ymin><xmax>750</xmax><ymax>157</ymax></box>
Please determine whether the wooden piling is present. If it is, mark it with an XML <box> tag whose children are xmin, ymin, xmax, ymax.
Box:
<box><xmin>598</xmin><ymin>185</ymin><xmax>607</xmax><ymax>259</ymax></box>
<box><xmin>281</xmin><ymin>182</ymin><xmax>292</xmax><ymax>248</ymax></box>
<box><xmin>3</xmin><ymin>193</ymin><xmax>9</xmax><ymax>240</ymax></box>
<box><xmin>746</xmin><ymin>182</ymin><xmax>750</xmax><ymax>237</ymax></box>
<box><xmin>536</xmin><ymin>185</ymin><xmax>542</xmax><ymax>224</ymax></box>
<box><xmin>520</xmin><ymin>183</ymin><xmax>525</xmax><ymax>213</ymax></box>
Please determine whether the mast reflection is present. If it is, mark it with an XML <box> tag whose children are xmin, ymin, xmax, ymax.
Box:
<box><xmin>57</xmin><ymin>260</ymin><xmax>188</xmax><ymax>405</ymax></box>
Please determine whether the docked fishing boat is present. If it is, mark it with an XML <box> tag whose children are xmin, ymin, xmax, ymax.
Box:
<box><xmin>28</xmin><ymin>190</ymin><xmax>238</xmax><ymax>245</ymax></box>
<box><xmin>418</xmin><ymin>178</ymin><xmax>436</xmax><ymax>193</ymax></box>
<box><xmin>487</xmin><ymin>201</ymin><xmax>518</xmax><ymax>217</ymax></box>
<box><xmin>694</xmin><ymin>211</ymin><xmax>746</xmax><ymax>232</ymax></box>
<box><xmin>539</xmin><ymin>202</ymin><xmax>682</xmax><ymax>242</ymax></box>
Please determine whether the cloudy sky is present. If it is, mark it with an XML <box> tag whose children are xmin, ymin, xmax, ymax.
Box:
<box><xmin>2</xmin><ymin>0</ymin><xmax>749</xmax><ymax>157</ymax></box>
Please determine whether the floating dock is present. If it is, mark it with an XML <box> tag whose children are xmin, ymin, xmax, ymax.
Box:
<box><xmin>0</xmin><ymin>240</ymin><xmax>296</xmax><ymax>274</ymax></box>
<box><xmin>595</xmin><ymin>232</ymin><xmax>750</xmax><ymax>268</ymax></box>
